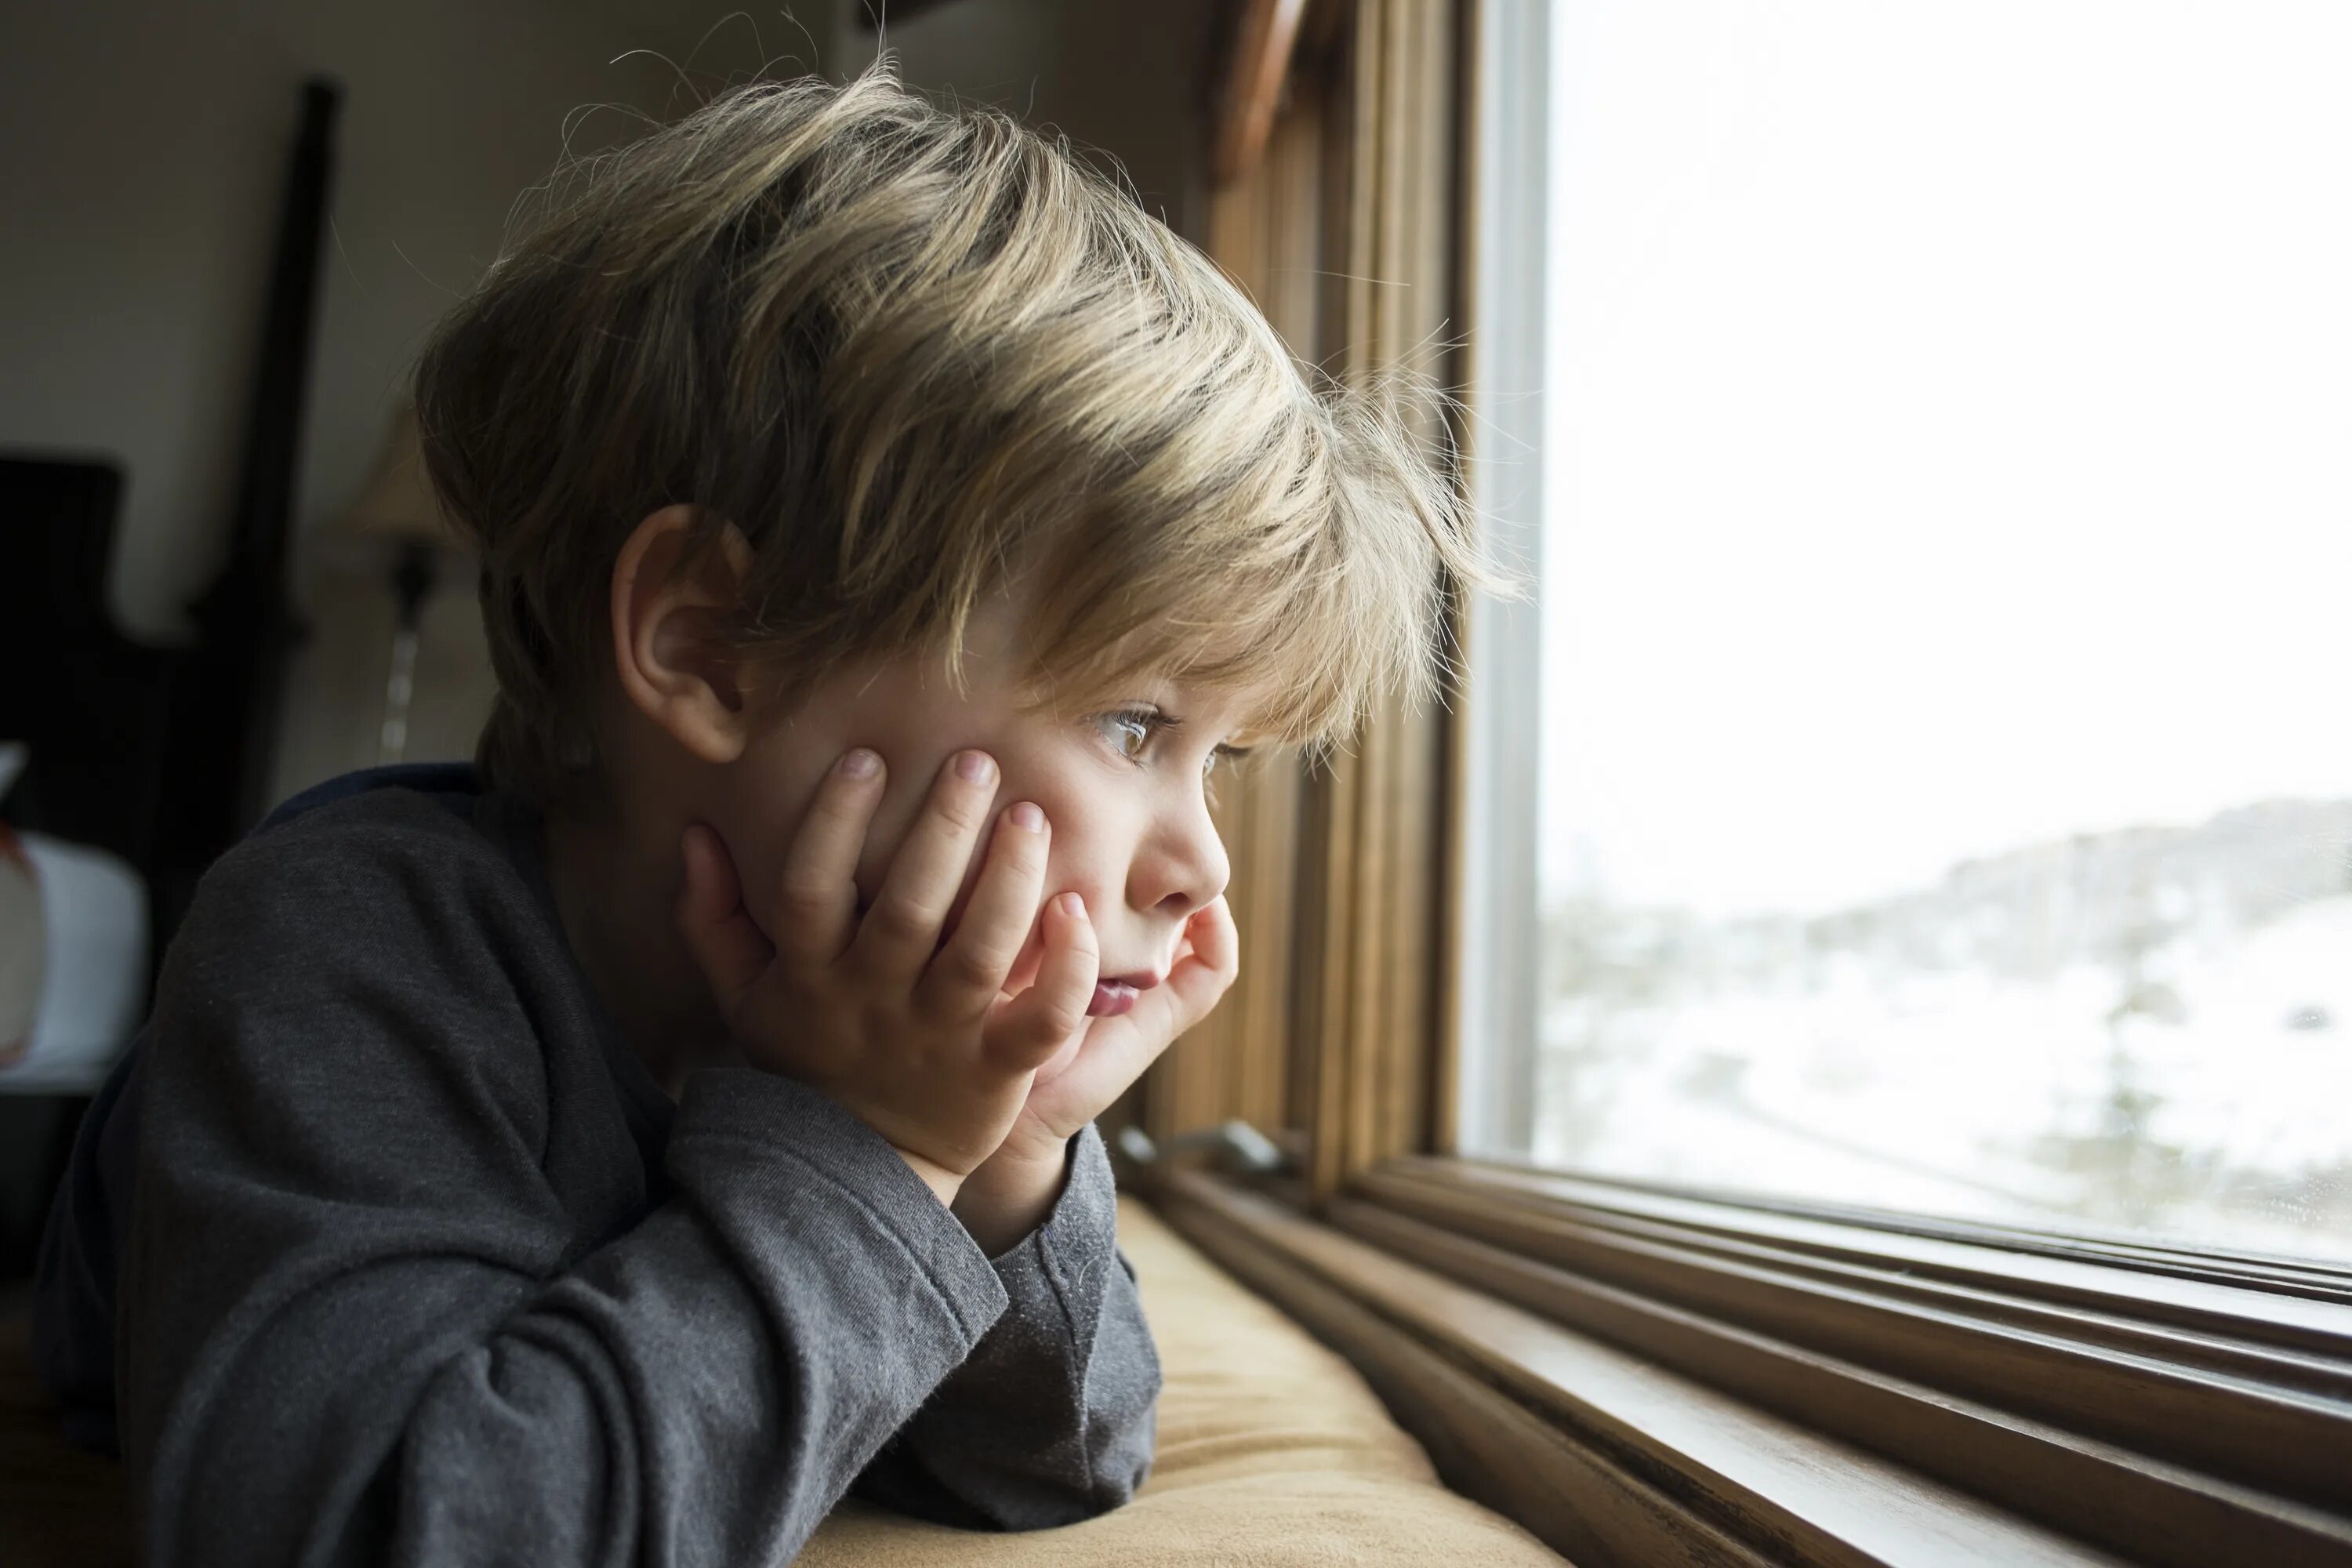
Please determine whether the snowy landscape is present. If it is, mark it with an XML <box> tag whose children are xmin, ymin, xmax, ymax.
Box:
<box><xmin>1533</xmin><ymin>799</ymin><xmax>2352</xmax><ymax>1264</ymax></box>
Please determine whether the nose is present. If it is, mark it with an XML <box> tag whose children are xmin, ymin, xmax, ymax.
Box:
<box><xmin>1129</xmin><ymin>790</ymin><xmax>1231</xmax><ymax>920</ymax></box>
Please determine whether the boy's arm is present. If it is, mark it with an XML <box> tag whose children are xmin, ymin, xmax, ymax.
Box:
<box><xmin>843</xmin><ymin>902</ymin><xmax>1247</xmax><ymax>1531</ymax></box>
<box><xmin>120</xmin><ymin>819</ymin><xmax>1011</xmax><ymax>1568</ymax></box>
<box><xmin>850</xmin><ymin>1123</ymin><xmax>1161</xmax><ymax>1528</ymax></box>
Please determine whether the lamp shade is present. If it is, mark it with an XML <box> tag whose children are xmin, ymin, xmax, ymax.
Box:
<box><xmin>336</xmin><ymin>405</ymin><xmax>459</xmax><ymax>548</ymax></box>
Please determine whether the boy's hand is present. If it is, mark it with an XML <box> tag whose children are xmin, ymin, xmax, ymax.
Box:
<box><xmin>1001</xmin><ymin>896</ymin><xmax>1242</xmax><ymax>1169</ymax></box>
<box><xmin>950</xmin><ymin>897</ymin><xmax>1238</xmax><ymax>1254</ymax></box>
<box><xmin>674</xmin><ymin>749</ymin><xmax>1101</xmax><ymax>1205</ymax></box>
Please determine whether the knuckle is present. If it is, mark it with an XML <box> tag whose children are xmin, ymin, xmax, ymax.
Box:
<box><xmin>1034</xmin><ymin>1000</ymin><xmax>1086</xmax><ymax>1043</ymax></box>
<box><xmin>800</xmin><ymin>791</ymin><xmax>858</xmax><ymax>837</ymax></box>
<box><xmin>944</xmin><ymin>942</ymin><xmax>1011</xmax><ymax>993</ymax></box>
<box><xmin>867</xmin><ymin>896</ymin><xmax>936</xmax><ymax>945</ymax></box>
<box><xmin>996</xmin><ymin>832</ymin><xmax>1046</xmax><ymax>877</ymax></box>
<box><xmin>797</xmin><ymin>811</ymin><xmax>850</xmax><ymax>852</ymax></box>
<box><xmin>779</xmin><ymin>873</ymin><xmax>833</xmax><ymax>919</ymax></box>
<box><xmin>934</xmin><ymin>793</ymin><xmax>986</xmax><ymax>834</ymax></box>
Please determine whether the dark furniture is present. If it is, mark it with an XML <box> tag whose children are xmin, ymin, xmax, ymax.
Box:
<box><xmin>0</xmin><ymin>458</ymin><xmax>183</xmax><ymax>913</ymax></box>
<box><xmin>0</xmin><ymin>74</ymin><xmax>343</xmax><ymax>1280</ymax></box>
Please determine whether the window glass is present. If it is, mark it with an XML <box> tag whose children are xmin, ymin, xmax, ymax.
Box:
<box><xmin>1508</xmin><ymin>0</ymin><xmax>2352</xmax><ymax>1261</ymax></box>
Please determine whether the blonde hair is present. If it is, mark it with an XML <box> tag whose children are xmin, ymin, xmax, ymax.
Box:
<box><xmin>416</xmin><ymin>63</ymin><xmax>1479</xmax><ymax>804</ymax></box>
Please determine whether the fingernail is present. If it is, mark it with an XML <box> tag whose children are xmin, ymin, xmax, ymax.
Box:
<box><xmin>839</xmin><ymin>748</ymin><xmax>879</xmax><ymax>778</ymax></box>
<box><xmin>956</xmin><ymin>750</ymin><xmax>995</xmax><ymax>784</ymax></box>
<box><xmin>1010</xmin><ymin>801</ymin><xmax>1044</xmax><ymax>832</ymax></box>
<box><xmin>1055</xmin><ymin>892</ymin><xmax>1086</xmax><ymax>920</ymax></box>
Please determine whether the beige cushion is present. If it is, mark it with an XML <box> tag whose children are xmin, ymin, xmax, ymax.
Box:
<box><xmin>0</xmin><ymin>1199</ymin><xmax>1565</xmax><ymax>1567</ymax></box>
<box><xmin>799</xmin><ymin>1198</ymin><xmax>1567</xmax><ymax>1567</ymax></box>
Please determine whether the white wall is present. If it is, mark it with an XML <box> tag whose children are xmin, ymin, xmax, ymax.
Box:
<box><xmin>1</xmin><ymin>0</ymin><xmax>1214</xmax><ymax>802</ymax></box>
<box><xmin>0</xmin><ymin>0</ymin><xmax>771</xmax><ymax>637</ymax></box>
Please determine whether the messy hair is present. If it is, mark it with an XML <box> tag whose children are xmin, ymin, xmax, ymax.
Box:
<box><xmin>415</xmin><ymin>61</ymin><xmax>1479</xmax><ymax>805</ymax></box>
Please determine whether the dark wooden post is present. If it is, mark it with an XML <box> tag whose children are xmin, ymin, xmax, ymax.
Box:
<box><xmin>164</xmin><ymin>77</ymin><xmax>341</xmax><ymax>924</ymax></box>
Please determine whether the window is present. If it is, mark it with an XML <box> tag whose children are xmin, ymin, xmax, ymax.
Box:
<box><xmin>1167</xmin><ymin>5</ymin><xmax>2352</xmax><ymax>1560</ymax></box>
<box><xmin>1459</xmin><ymin>0</ymin><xmax>2352</xmax><ymax>1264</ymax></box>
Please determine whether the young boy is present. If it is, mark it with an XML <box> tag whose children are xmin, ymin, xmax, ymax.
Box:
<box><xmin>34</xmin><ymin>64</ymin><xmax>1472</xmax><ymax>1566</ymax></box>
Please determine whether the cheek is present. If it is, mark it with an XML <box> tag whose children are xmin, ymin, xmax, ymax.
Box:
<box><xmin>712</xmin><ymin>757</ymin><xmax>830</xmax><ymax>936</ymax></box>
<box><xmin>847</xmin><ymin>755</ymin><xmax>1011</xmax><ymax>918</ymax></box>
<box><xmin>725</xmin><ymin>728</ymin><xmax>949</xmax><ymax>936</ymax></box>
<box><xmin>1038</xmin><ymin>808</ymin><xmax>1112</xmax><ymax>900</ymax></box>
<box><xmin>748</xmin><ymin>728</ymin><xmax>1109</xmax><ymax>953</ymax></box>
<box><xmin>929</xmin><ymin>781</ymin><xmax>1113</xmax><ymax>967</ymax></box>
<box><xmin>1022</xmin><ymin>783</ymin><xmax>1131</xmax><ymax>929</ymax></box>
<box><xmin>848</xmin><ymin>783</ymin><xmax>920</xmax><ymax>910</ymax></box>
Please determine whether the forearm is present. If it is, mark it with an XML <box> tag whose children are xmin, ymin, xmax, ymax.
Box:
<box><xmin>855</xmin><ymin>1123</ymin><xmax>1163</xmax><ymax>1530</ymax></box>
<box><xmin>126</xmin><ymin>1070</ymin><xmax>1012</xmax><ymax>1566</ymax></box>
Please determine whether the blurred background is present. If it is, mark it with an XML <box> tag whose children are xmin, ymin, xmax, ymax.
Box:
<box><xmin>2</xmin><ymin>0</ymin><xmax>1221</xmax><ymax>797</ymax></box>
<box><xmin>0</xmin><ymin>0</ymin><xmax>1232</xmax><ymax>1278</ymax></box>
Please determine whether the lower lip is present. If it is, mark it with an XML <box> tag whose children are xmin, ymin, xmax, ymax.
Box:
<box><xmin>1088</xmin><ymin>981</ymin><xmax>1140</xmax><ymax>1018</ymax></box>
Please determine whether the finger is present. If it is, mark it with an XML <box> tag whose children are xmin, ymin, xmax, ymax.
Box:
<box><xmin>988</xmin><ymin>892</ymin><xmax>1098</xmax><ymax>1071</ymax></box>
<box><xmin>851</xmin><ymin>749</ymin><xmax>998</xmax><ymax>981</ymax></box>
<box><xmin>775</xmin><ymin>748</ymin><xmax>887</xmax><ymax>967</ymax></box>
<box><xmin>1164</xmin><ymin>896</ymin><xmax>1241</xmax><ymax>1028</ymax></box>
<box><xmin>675</xmin><ymin>824</ymin><xmax>772</xmax><ymax>1014</ymax></box>
<box><xmin>919</xmin><ymin>801</ymin><xmax>1050</xmax><ymax>1017</ymax></box>
<box><xmin>1120</xmin><ymin>896</ymin><xmax>1241</xmax><ymax>1050</ymax></box>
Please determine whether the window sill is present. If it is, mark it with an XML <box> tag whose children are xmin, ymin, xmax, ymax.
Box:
<box><xmin>1147</xmin><ymin>1161</ymin><xmax>2352</xmax><ymax>1568</ymax></box>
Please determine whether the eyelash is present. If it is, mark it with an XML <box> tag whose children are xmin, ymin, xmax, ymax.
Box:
<box><xmin>1094</xmin><ymin>706</ymin><xmax>1246</xmax><ymax>777</ymax></box>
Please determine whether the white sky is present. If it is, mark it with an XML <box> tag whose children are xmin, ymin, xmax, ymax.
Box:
<box><xmin>1538</xmin><ymin>0</ymin><xmax>2352</xmax><ymax>917</ymax></box>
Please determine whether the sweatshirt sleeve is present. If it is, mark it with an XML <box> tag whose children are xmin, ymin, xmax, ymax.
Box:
<box><xmin>120</xmin><ymin>814</ymin><xmax>1010</xmax><ymax>1568</ymax></box>
<box><xmin>850</xmin><ymin>1122</ymin><xmax>1163</xmax><ymax>1529</ymax></box>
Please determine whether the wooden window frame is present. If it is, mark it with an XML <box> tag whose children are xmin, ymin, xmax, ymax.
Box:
<box><xmin>1153</xmin><ymin>3</ymin><xmax>2352</xmax><ymax>1565</ymax></box>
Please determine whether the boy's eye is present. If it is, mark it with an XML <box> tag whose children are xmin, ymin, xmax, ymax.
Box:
<box><xmin>1098</xmin><ymin>711</ymin><xmax>1155</xmax><ymax>760</ymax></box>
<box><xmin>1095</xmin><ymin>706</ymin><xmax>1251</xmax><ymax>778</ymax></box>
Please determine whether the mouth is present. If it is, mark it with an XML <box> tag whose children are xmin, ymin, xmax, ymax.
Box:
<box><xmin>1087</xmin><ymin>971</ymin><xmax>1162</xmax><ymax>1018</ymax></box>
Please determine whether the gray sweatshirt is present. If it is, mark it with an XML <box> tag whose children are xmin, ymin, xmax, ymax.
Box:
<box><xmin>31</xmin><ymin>771</ymin><xmax>1160</xmax><ymax>1566</ymax></box>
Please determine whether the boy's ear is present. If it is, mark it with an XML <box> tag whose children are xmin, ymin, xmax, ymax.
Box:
<box><xmin>610</xmin><ymin>505</ymin><xmax>760</xmax><ymax>765</ymax></box>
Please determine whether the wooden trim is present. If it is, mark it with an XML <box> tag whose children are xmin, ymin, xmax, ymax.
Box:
<box><xmin>1324</xmin><ymin>1160</ymin><xmax>2352</xmax><ymax>1566</ymax></box>
<box><xmin>1153</xmin><ymin>1170</ymin><xmax>2125</xmax><ymax>1567</ymax></box>
<box><xmin>1396</xmin><ymin>1157</ymin><xmax>2352</xmax><ymax>1317</ymax></box>
<box><xmin>1213</xmin><ymin>0</ymin><xmax>1311</xmax><ymax>187</ymax></box>
<box><xmin>1424</xmin><ymin>0</ymin><xmax>1483</xmax><ymax>1160</ymax></box>
<box><xmin>1149</xmin><ymin>73</ymin><xmax>1330</xmax><ymax>1147</ymax></box>
<box><xmin>1293</xmin><ymin>0</ymin><xmax>1464</xmax><ymax>1203</ymax></box>
<box><xmin>1150</xmin><ymin>0</ymin><xmax>1468</xmax><ymax>1189</ymax></box>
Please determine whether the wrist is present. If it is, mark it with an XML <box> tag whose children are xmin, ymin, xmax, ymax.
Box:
<box><xmin>952</xmin><ymin>1136</ymin><xmax>1073</xmax><ymax>1256</ymax></box>
<box><xmin>985</xmin><ymin>1127</ymin><xmax>1075</xmax><ymax>1178</ymax></box>
<box><xmin>891</xmin><ymin>1144</ymin><xmax>964</xmax><ymax>1207</ymax></box>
